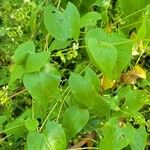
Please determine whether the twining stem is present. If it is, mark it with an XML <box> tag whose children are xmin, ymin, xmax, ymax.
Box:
<box><xmin>39</xmin><ymin>101</ymin><xmax>59</xmax><ymax>132</ymax></box>
<box><xmin>8</xmin><ymin>89</ymin><xmax>27</xmax><ymax>99</ymax></box>
<box><xmin>0</xmin><ymin>124</ymin><xmax>24</xmax><ymax>135</ymax></box>
<box><xmin>57</xmin><ymin>0</ymin><xmax>61</xmax><ymax>10</ymax></box>
<box><xmin>114</xmin><ymin>5</ymin><xmax>150</xmax><ymax>26</ymax></box>
<box><xmin>56</xmin><ymin>62</ymin><xmax>92</xmax><ymax>122</ymax></box>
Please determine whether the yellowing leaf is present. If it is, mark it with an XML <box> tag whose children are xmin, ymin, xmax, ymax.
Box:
<box><xmin>101</xmin><ymin>75</ymin><xmax>116</xmax><ymax>90</ymax></box>
<box><xmin>133</xmin><ymin>66</ymin><xmax>146</xmax><ymax>79</ymax></box>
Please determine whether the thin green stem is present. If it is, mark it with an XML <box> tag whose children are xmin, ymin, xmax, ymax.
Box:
<box><xmin>32</xmin><ymin>99</ymin><xmax>34</xmax><ymax>119</ymax></box>
<box><xmin>51</xmin><ymin>45</ymin><xmax>87</xmax><ymax>56</ymax></box>
<box><xmin>67</xmin><ymin>147</ymin><xmax>99</xmax><ymax>150</ymax></box>
<box><xmin>0</xmin><ymin>124</ymin><xmax>24</xmax><ymax>135</ymax></box>
<box><xmin>135</xmin><ymin>49</ymin><xmax>144</xmax><ymax>65</ymax></box>
<box><xmin>39</xmin><ymin>101</ymin><xmax>59</xmax><ymax>132</ymax></box>
<box><xmin>112</xmin><ymin>40</ymin><xmax>134</xmax><ymax>45</ymax></box>
<box><xmin>56</xmin><ymin>62</ymin><xmax>92</xmax><ymax>122</ymax></box>
<box><xmin>114</xmin><ymin>5</ymin><xmax>150</xmax><ymax>25</ymax></box>
<box><xmin>57</xmin><ymin>0</ymin><xmax>61</xmax><ymax>10</ymax></box>
<box><xmin>0</xmin><ymin>134</ymin><xmax>12</xmax><ymax>142</ymax></box>
<box><xmin>141</xmin><ymin>109</ymin><xmax>150</xmax><ymax>114</ymax></box>
<box><xmin>8</xmin><ymin>89</ymin><xmax>27</xmax><ymax>99</ymax></box>
<box><xmin>117</xmin><ymin>20</ymin><xmax>143</xmax><ymax>30</ymax></box>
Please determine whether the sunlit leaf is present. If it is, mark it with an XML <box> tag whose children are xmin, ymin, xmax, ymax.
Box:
<box><xmin>44</xmin><ymin>2</ymin><xmax>80</xmax><ymax>41</ymax></box>
<box><xmin>87</xmin><ymin>39</ymin><xmax>117</xmax><ymax>79</ymax></box>
<box><xmin>86</xmin><ymin>28</ymin><xmax>133</xmax><ymax>80</ymax></box>
<box><xmin>117</xmin><ymin>0</ymin><xmax>150</xmax><ymax>34</ymax></box>
<box><xmin>80</xmin><ymin>12</ymin><xmax>102</xmax><ymax>28</ymax></box>
<box><xmin>27</xmin><ymin>132</ymin><xmax>44</xmax><ymax>150</ymax></box>
<box><xmin>23</xmin><ymin>64</ymin><xmax>61</xmax><ymax>107</ymax></box>
<box><xmin>43</xmin><ymin>121</ymin><xmax>66</xmax><ymax>150</ymax></box>
<box><xmin>84</xmin><ymin>67</ymin><xmax>100</xmax><ymax>92</ymax></box>
<box><xmin>13</xmin><ymin>41</ymin><xmax>35</xmax><ymax>65</ymax></box>
<box><xmin>9</xmin><ymin>65</ymin><xmax>25</xmax><ymax>85</ymax></box>
<box><xmin>25</xmin><ymin>118</ymin><xmax>39</xmax><ymax>131</ymax></box>
<box><xmin>130</xmin><ymin>126</ymin><xmax>148</xmax><ymax>150</ymax></box>
<box><xmin>24</xmin><ymin>51</ymin><xmax>50</xmax><ymax>73</ymax></box>
<box><xmin>99</xmin><ymin>117</ymin><xmax>136</xmax><ymax>150</ymax></box>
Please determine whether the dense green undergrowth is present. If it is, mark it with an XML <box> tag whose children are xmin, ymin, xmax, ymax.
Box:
<box><xmin>0</xmin><ymin>0</ymin><xmax>150</xmax><ymax>149</ymax></box>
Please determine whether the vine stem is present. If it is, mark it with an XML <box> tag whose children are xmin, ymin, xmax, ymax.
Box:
<box><xmin>56</xmin><ymin>87</ymin><xmax>70</xmax><ymax>123</ymax></box>
<box><xmin>114</xmin><ymin>5</ymin><xmax>150</xmax><ymax>26</ymax></box>
<box><xmin>39</xmin><ymin>101</ymin><xmax>59</xmax><ymax>132</ymax></box>
<box><xmin>44</xmin><ymin>33</ymin><xmax>50</xmax><ymax>51</ymax></box>
<box><xmin>117</xmin><ymin>20</ymin><xmax>143</xmax><ymax>30</ymax></box>
<box><xmin>0</xmin><ymin>124</ymin><xmax>24</xmax><ymax>135</ymax></box>
<box><xmin>32</xmin><ymin>99</ymin><xmax>35</xmax><ymax>119</ymax></box>
<box><xmin>53</xmin><ymin>45</ymin><xmax>87</xmax><ymax>54</ymax></box>
<box><xmin>56</xmin><ymin>62</ymin><xmax>92</xmax><ymax>122</ymax></box>
<box><xmin>135</xmin><ymin>49</ymin><xmax>144</xmax><ymax>65</ymax></box>
<box><xmin>67</xmin><ymin>147</ymin><xmax>99</xmax><ymax>150</ymax></box>
<box><xmin>0</xmin><ymin>135</ymin><xmax>12</xmax><ymax>142</ymax></box>
<box><xmin>8</xmin><ymin>89</ymin><xmax>27</xmax><ymax>99</ymax></box>
<box><xmin>57</xmin><ymin>0</ymin><xmax>61</xmax><ymax>10</ymax></box>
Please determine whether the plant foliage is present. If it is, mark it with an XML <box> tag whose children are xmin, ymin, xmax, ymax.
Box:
<box><xmin>0</xmin><ymin>0</ymin><xmax>150</xmax><ymax>149</ymax></box>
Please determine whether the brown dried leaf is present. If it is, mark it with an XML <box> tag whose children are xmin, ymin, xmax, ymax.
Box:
<box><xmin>121</xmin><ymin>66</ymin><xmax>146</xmax><ymax>84</ymax></box>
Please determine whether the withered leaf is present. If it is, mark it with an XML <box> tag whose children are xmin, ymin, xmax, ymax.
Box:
<box><xmin>121</xmin><ymin>66</ymin><xmax>146</xmax><ymax>84</ymax></box>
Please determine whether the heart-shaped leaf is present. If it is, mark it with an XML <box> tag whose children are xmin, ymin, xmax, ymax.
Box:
<box><xmin>44</xmin><ymin>2</ymin><xmax>80</xmax><ymax>41</ymax></box>
<box><xmin>87</xmin><ymin>38</ymin><xmax>117</xmax><ymax>78</ymax></box>
<box><xmin>62</xmin><ymin>106</ymin><xmax>89</xmax><ymax>140</ymax></box>
<box><xmin>23</xmin><ymin>64</ymin><xmax>61</xmax><ymax>105</ymax></box>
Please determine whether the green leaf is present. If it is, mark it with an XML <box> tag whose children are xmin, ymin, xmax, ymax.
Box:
<box><xmin>115</xmin><ymin>124</ymin><xmax>135</xmax><ymax>149</ymax></box>
<box><xmin>27</xmin><ymin>132</ymin><xmax>44</xmax><ymax>150</ymax></box>
<box><xmin>69</xmin><ymin>73</ymin><xmax>99</xmax><ymax>108</ymax></box>
<box><xmin>29</xmin><ymin>10</ymin><xmax>38</xmax><ymax>32</ymax></box>
<box><xmin>130</xmin><ymin>126</ymin><xmax>147</xmax><ymax>150</ymax></box>
<box><xmin>44</xmin><ymin>2</ymin><xmax>80</xmax><ymax>41</ymax></box>
<box><xmin>99</xmin><ymin>117</ymin><xmax>136</xmax><ymax>150</ymax></box>
<box><xmin>87</xmin><ymin>38</ymin><xmax>117</xmax><ymax>78</ymax></box>
<box><xmin>137</xmin><ymin>17</ymin><xmax>147</xmax><ymax>40</ymax></box>
<box><xmin>13</xmin><ymin>41</ymin><xmax>35</xmax><ymax>65</ymax></box>
<box><xmin>49</xmin><ymin>40</ymin><xmax>70</xmax><ymax>52</ymax></box>
<box><xmin>68</xmin><ymin>0</ymin><xmax>82</xmax><ymax>8</ymax></box>
<box><xmin>5</xmin><ymin>109</ymin><xmax>31</xmax><ymax>139</ymax></box>
<box><xmin>27</xmin><ymin>121</ymin><xmax>66</xmax><ymax>150</ymax></box>
<box><xmin>12</xmin><ymin>41</ymin><xmax>49</xmax><ymax>74</ymax></box>
<box><xmin>0</xmin><ymin>115</ymin><xmax>7</xmax><ymax>132</ymax></box>
<box><xmin>69</xmin><ymin>72</ymin><xmax>110</xmax><ymax>115</ymax></box>
<box><xmin>117</xmin><ymin>0</ymin><xmax>150</xmax><ymax>34</ymax></box>
<box><xmin>9</xmin><ymin>65</ymin><xmax>25</xmax><ymax>85</ymax></box>
<box><xmin>145</xmin><ymin>9</ymin><xmax>150</xmax><ymax>39</ymax></box>
<box><xmin>93</xmin><ymin>95</ymin><xmax>111</xmax><ymax>116</ymax></box>
<box><xmin>23</xmin><ymin>64</ymin><xmax>61</xmax><ymax>106</ymax></box>
<box><xmin>79</xmin><ymin>0</ymin><xmax>96</xmax><ymax>15</ymax></box>
<box><xmin>24</xmin><ymin>51</ymin><xmax>50</xmax><ymax>73</ymax></box>
<box><xmin>80</xmin><ymin>12</ymin><xmax>101</xmax><ymax>28</ymax></box>
<box><xmin>25</xmin><ymin>118</ymin><xmax>39</xmax><ymax>131</ymax></box>
<box><xmin>121</xmin><ymin>90</ymin><xmax>148</xmax><ymax>115</ymax></box>
<box><xmin>43</xmin><ymin>121</ymin><xmax>66</xmax><ymax>150</ymax></box>
<box><xmin>99</xmin><ymin>123</ymin><xmax>114</xmax><ymax>150</ymax></box>
<box><xmin>62</xmin><ymin>106</ymin><xmax>89</xmax><ymax>140</ymax></box>
<box><xmin>112</xmin><ymin>40</ymin><xmax>132</xmax><ymax>79</ymax></box>
<box><xmin>84</xmin><ymin>67</ymin><xmax>100</xmax><ymax>93</ymax></box>
<box><xmin>86</xmin><ymin>28</ymin><xmax>133</xmax><ymax>79</ymax></box>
